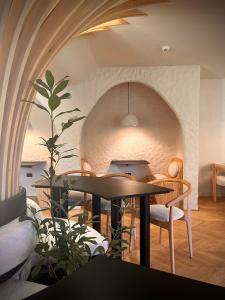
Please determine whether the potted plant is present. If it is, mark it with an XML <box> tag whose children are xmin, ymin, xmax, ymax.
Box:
<box><xmin>20</xmin><ymin>70</ymin><xmax>130</xmax><ymax>285</ymax></box>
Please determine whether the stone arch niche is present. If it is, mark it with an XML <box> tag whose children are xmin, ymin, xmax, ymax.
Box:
<box><xmin>71</xmin><ymin>66</ymin><xmax>199</xmax><ymax>209</ymax></box>
<box><xmin>81</xmin><ymin>82</ymin><xmax>183</xmax><ymax>180</ymax></box>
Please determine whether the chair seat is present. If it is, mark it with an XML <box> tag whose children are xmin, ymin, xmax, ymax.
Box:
<box><xmin>101</xmin><ymin>198</ymin><xmax>111</xmax><ymax>211</ymax></box>
<box><xmin>216</xmin><ymin>175</ymin><xmax>225</xmax><ymax>186</ymax></box>
<box><xmin>150</xmin><ymin>204</ymin><xmax>184</xmax><ymax>222</ymax></box>
<box><xmin>68</xmin><ymin>191</ymin><xmax>92</xmax><ymax>206</ymax></box>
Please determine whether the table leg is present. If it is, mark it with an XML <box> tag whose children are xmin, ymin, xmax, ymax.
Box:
<box><xmin>111</xmin><ymin>198</ymin><xmax>122</xmax><ymax>259</ymax></box>
<box><xmin>140</xmin><ymin>195</ymin><xmax>150</xmax><ymax>267</ymax></box>
<box><xmin>52</xmin><ymin>187</ymin><xmax>68</xmax><ymax>218</ymax></box>
<box><xmin>92</xmin><ymin>195</ymin><xmax>101</xmax><ymax>233</ymax></box>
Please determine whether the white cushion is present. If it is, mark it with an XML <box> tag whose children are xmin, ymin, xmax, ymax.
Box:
<box><xmin>168</xmin><ymin>161</ymin><xmax>179</xmax><ymax>178</ymax></box>
<box><xmin>70</xmin><ymin>221</ymin><xmax>108</xmax><ymax>254</ymax></box>
<box><xmin>154</xmin><ymin>173</ymin><xmax>167</xmax><ymax>180</ymax></box>
<box><xmin>26</xmin><ymin>198</ymin><xmax>43</xmax><ymax>222</ymax></box>
<box><xmin>45</xmin><ymin>220</ymin><xmax>108</xmax><ymax>255</ymax></box>
<box><xmin>0</xmin><ymin>218</ymin><xmax>36</xmax><ymax>277</ymax></box>
<box><xmin>217</xmin><ymin>175</ymin><xmax>225</xmax><ymax>186</ymax></box>
<box><xmin>150</xmin><ymin>204</ymin><xmax>184</xmax><ymax>222</ymax></box>
<box><xmin>0</xmin><ymin>278</ymin><xmax>46</xmax><ymax>300</ymax></box>
<box><xmin>26</xmin><ymin>199</ymin><xmax>108</xmax><ymax>256</ymax></box>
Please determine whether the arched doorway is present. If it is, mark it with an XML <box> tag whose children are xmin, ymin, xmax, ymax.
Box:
<box><xmin>81</xmin><ymin>82</ymin><xmax>183</xmax><ymax>180</ymax></box>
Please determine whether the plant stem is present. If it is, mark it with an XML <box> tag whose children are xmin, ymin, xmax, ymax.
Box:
<box><xmin>50</xmin><ymin>110</ymin><xmax>58</xmax><ymax>246</ymax></box>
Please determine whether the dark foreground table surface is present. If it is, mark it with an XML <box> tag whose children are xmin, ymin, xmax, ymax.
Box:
<box><xmin>26</xmin><ymin>256</ymin><xmax>225</xmax><ymax>300</ymax></box>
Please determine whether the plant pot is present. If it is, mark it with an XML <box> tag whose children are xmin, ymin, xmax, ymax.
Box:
<box><xmin>28</xmin><ymin>265</ymin><xmax>66</xmax><ymax>286</ymax></box>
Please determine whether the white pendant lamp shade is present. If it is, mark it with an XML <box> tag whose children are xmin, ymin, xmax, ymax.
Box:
<box><xmin>120</xmin><ymin>113</ymin><xmax>139</xmax><ymax>127</ymax></box>
<box><xmin>121</xmin><ymin>82</ymin><xmax>139</xmax><ymax>127</ymax></box>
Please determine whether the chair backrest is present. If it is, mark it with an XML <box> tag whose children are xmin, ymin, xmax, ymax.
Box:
<box><xmin>167</xmin><ymin>157</ymin><xmax>183</xmax><ymax>179</ymax></box>
<box><xmin>148</xmin><ymin>178</ymin><xmax>191</xmax><ymax>210</ymax></box>
<box><xmin>80</xmin><ymin>158</ymin><xmax>92</xmax><ymax>172</ymax></box>
<box><xmin>62</xmin><ymin>169</ymin><xmax>96</xmax><ymax>177</ymax></box>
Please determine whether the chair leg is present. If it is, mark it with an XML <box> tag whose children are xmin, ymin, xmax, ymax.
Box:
<box><xmin>186</xmin><ymin>219</ymin><xmax>193</xmax><ymax>258</ymax></box>
<box><xmin>159</xmin><ymin>227</ymin><xmax>163</xmax><ymax>244</ymax></box>
<box><xmin>168</xmin><ymin>222</ymin><xmax>175</xmax><ymax>274</ymax></box>
<box><xmin>212</xmin><ymin>166</ymin><xmax>217</xmax><ymax>202</ymax></box>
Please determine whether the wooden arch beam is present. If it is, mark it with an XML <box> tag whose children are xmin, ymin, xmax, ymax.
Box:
<box><xmin>0</xmin><ymin>0</ymin><xmax>165</xmax><ymax>200</ymax></box>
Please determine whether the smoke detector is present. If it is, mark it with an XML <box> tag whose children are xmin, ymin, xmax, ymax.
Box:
<box><xmin>161</xmin><ymin>45</ymin><xmax>171</xmax><ymax>53</ymax></box>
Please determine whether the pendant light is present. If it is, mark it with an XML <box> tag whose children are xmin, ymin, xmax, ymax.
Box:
<box><xmin>120</xmin><ymin>82</ymin><xmax>139</xmax><ymax>127</ymax></box>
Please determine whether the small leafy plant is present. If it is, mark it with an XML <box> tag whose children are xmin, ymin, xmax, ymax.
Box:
<box><xmin>21</xmin><ymin>70</ymin><xmax>131</xmax><ymax>282</ymax></box>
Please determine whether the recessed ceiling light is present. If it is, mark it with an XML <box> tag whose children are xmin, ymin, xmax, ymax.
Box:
<box><xmin>161</xmin><ymin>45</ymin><xmax>172</xmax><ymax>53</ymax></box>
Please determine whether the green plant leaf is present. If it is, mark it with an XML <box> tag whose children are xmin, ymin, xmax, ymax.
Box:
<box><xmin>32</xmin><ymin>83</ymin><xmax>49</xmax><ymax>99</ymax></box>
<box><xmin>36</xmin><ymin>79</ymin><xmax>50</xmax><ymax>91</ymax></box>
<box><xmin>54</xmin><ymin>108</ymin><xmax>80</xmax><ymax>120</ymax></box>
<box><xmin>59</xmin><ymin>93</ymin><xmax>71</xmax><ymax>100</ymax></box>
<box><xmin>42</xmin><ymin>169</ymin><xmax>50</xmax><ymax>178</ymax></box>
<box><xmin>53</xmin><ymin>80</ymin><xmax>69</xmax><ymax>95</ymax></box>
<box><xmin>61</xmin><ymin>116</ymin><xmax>85</xmax><ymax>132</ymax></box>
<box><xmin>61</xmin><ymin>154</ymin><xmax>76</xmax><ymax>159</ymax></box>
<box><xmin>22</xmin><ymin>100</ymin><xmax>50</xmax><ymax>115</ymax></box>
<box><xmin>48</xmin><ymin>94</ymin><xmax>60</xmax><ymax>111</ymax></box>
<box><xmin>45</xmin><ymin>70</ymin><xmax>54</xmax><ymax>88</ymax></box>
<box><xmin>54</xmin><ymin>76</ymin><xmax>69</xmax><ymax>87</ymax></box>
<box><xmin>61</xmin><ymin>147</ymin><xmax>77</xmax><ymax>154</ymax></box>
<box><xmin>19</xmin><ymin>214</ymin><xmax>34</xmax><ymax>222</ymax></box>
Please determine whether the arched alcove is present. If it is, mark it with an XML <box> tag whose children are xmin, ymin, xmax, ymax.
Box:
<box><xmin>57</xmin><ymin>66</ymin><xmax>199</xmax><ymax>208</ymax></box>
<box><xmin>81</xmin><ymin>82</ymin><xmax>183</xmax><ymax>179</ymax></box>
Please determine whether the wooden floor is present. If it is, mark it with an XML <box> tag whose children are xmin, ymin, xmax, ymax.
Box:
<box><xmin>122</xmin><ymin>197</ymin><xmax>225</xmax><ymax>287</ymax></box>
<box><xmin>49</xmin><ymin>197</ymin><xmax>225</xmax><ymax>287</ymax></box>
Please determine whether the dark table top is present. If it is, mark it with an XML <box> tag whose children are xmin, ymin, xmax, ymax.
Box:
<box><xmin>33</xmin><ymin>175</ymin><xmax>171</xmax><ymax>200</ymax></box>
<box><xmin>26</xmin><ymin>255</ymin><xmax>225</xmax><ymax>300</ymax></box>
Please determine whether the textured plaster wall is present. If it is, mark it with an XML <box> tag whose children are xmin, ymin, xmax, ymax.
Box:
<box><xmin>81</xmin><ymin>82</ymin><xmax>183</xmax><ymax>180</ymax></box>
<box><xmin>53</xmin><ymin>66</ymin><xmax>200</xmax><ymax>209</ymax></box>
<box><xmin>199</xmin><ymin>78</ymin><xmax>225</xmax><ymax>196</ymax></box>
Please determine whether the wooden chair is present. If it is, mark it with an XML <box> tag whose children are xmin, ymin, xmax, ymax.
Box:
<box><xmin>61</xmin><ymin>169</ymin><xmax>96</xmax><ymax>208</ymax></box>
<box><xmin>148</xmin><ymin>178</ymin><xmax>192</xmax><ymax>274</ymax></box>
<box><xmin>100</xmin><ymin>173</ymin><xmax>137</xmax><ymax>251</ymax></box>
<box><xmin>211</xmin><ymin>163</ymin><xmax>225</xmax><ymax>202</ymax></box>
<box><xmin>80</xmin><ymin>158</ymin><xmax>93</xmax><ymax>173</ymax></box>
<box><xmin>153</xmin><ymin>157</ymin><xmax>183</xmax><ymax>180</ymax></box>
<box><xmin>80</xmin><ymin>158</ymin><xmax>105</xmax><ymax>177</ymax></box>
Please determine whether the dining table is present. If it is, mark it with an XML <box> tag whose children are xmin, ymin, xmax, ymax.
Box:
<box><xmin>25</xmin><ymin>255</ymin><xmax>225</xmax><ymax>300</ymax></box>
<box><xmin>33</xmin><ymin>175</ymin><xmax>172</xmax><ymax>268</ymax></box>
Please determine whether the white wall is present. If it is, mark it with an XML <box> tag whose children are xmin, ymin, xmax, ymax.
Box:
<box><xmin>199</xmin><ymin>78</ymin><xmax>225</xmax><ymax>196</ymax></box>
<box><xmin>51</xmin><ymin>66</ymin><xmax>200</xmax><ymax>209</ymax></box>
<box><xmin>22</xmin><ymin>102</ymin><xmax>51</xmax><ymax>162</ymax></box>
<box><xmin>81</xmin><ymin>82</ymin><xmax>183</xmax><ymax>179</ymax></box>
<box><xmin>23</xmin><ymin>70</ymin><xmax>225</xmax><ymax>200</ymax></box>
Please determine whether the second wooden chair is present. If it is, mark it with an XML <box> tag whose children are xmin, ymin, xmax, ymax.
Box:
<box><xmin>148</xmin><ymin>178</ymin><xmax>192</xmax><ymax>274</ymax></box>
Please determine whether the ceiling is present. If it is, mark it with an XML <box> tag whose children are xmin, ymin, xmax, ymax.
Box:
<box><xmin>49</xmin><ymin>0</ymin><xmax>225</xmax><ymax>84</ymax></box>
